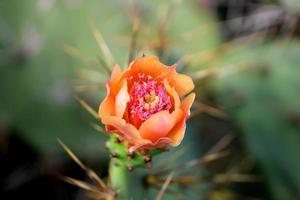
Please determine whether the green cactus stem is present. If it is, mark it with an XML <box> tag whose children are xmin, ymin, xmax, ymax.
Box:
<box><xmin>107</xmin><ymin>134</ymin><xmax>165</xmax><ymax>199</ymax></box>
<box><xmin>109</xmin><ymin>158</ymin><xmax>129</xmax><ymax>200</ymax></box>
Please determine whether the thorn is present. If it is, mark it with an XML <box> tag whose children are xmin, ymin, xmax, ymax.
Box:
<box><xmin>155</xmin><ymin>171</ymin><xmax>175</xmax><ymax>200</ymax></box>
<box><xmin>91</xmin><ymin>23</ymin><xmax>115</xmax><ymax>67</ymax></box>
<box><xmin>74</xmin><ymin>96</ymin><xmax>98</xmax><ymax>119</ymax></box>
<box><xmin>57</xmin><ymin>138</ymin><xmax>86</xmax><ymax>170</ymax></box>
<box><xmin>144</xmin><ymin>155</ymin><xmax>152</xmax><ymax>163</ymax></box>
<box><xmin>60</xmin><ymin>175</ymin><xmax>99</xmax><ymax>193</ymax></box>
<box><xmin>57</xmin><ymin>139</ymin><xmax>107</xmax><ymax>189</ymax></box>
<box><xmin>114</xmin><ymin>137</ymin><xmax>122</xmax><ymax>144</ymax></box>
<box><xmin>127</xmin><ymin>151</ymin><xmax>135</xmax><ymax>160</ymax></box>
<box><xmin>127</xmin><ymin>165</ymin><xmax>134</xmax><ymax>171</ymax></box>
<box><xmin>110</xmin><ymin>151</ymin><xmax>118</xmax><ymax>158</ymax></box>
<box><xmin>62</xmin><ymin>44</ymin><xmax>87</xmax><ymax>63</ymax></box>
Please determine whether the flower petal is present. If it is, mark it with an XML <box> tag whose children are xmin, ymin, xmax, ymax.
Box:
<box><xmin>98</xmin><ymin>83</ymin><xmax>115</xmax><ymax>120</ymax></box>
<box><xmin>139</xmin><ymin>109</ymin><xmax>182</xmax><ymax>143</ymax></box>
<box><xmin>168</xmin><ymin>93</ymin><xmax>195</xmax><ymax>146</ymax></box>
<box><xmin>128</xmin><ymin>56</ymin><xmax>194</xmax><ymax>97</ymax></box>
<box><xmin>99</xmin><ymin>65</ymin><xmax>124</xmax><ymax>120</ymax></box>
<box><xmin>128</xmin><ymin>140</ymin><xmax>151</xmax><ymax>152</ymax></box>
<box><xmin>181</xmin><ymin>92</ymin><xmax>195</xmax><ymax>116</ymax></box>
<box><xmin>168</xmin><ymin>72</ymin><xmax>194</xmax><ymax>97</ymax></box>
<box><xmin>127</xmin><ymin>55</ymin><xmax>173</xmax><ymax>79</ymax></box>
<box><xmin>109</xmin><ymin>65</ymin><xmax>125</xmax><ymax>97</ymax></box>
<box><xmin>168</xmin><ymin>121</ymin><xmax>186</xmax><ymax>147</ymax></box>
<box><xmin>102</xmin><ymin>116</ymin><xmax>141</xmax><ymax>141</ymax></box>
<box><xmin>115</xmin><ymin>80</ymin><xmax>130</xmax><ymax>118</ymax></box>
<box><xmin>164</xmin><ymin>79</ymin><xmax>180</xmax><ymax>109</ymax></box>
<box><xmin>110</xmin><ymin>64</ymin><xmax>123</xmax><ymax>84</ymax></box>
<box><xmin>129</xmin><ymin>137</ymin><xmax>172</xmax><ymax>152</ymax></box>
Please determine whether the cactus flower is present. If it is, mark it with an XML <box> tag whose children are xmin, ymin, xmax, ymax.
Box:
<box><xmin>99</xmin><ymin>55</ymin><xmax>195</xmax><ymax>152</ymax></box>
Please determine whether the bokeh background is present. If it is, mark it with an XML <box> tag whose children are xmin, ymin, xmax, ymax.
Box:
<box><xmin>0</xmin><ymin>0</ymin><xmax>300</xmax><ymax>199</ymax></box>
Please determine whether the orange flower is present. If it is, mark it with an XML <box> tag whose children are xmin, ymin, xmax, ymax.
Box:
<box><xmin>98</xmin><ymin>55</ymin><xmax>195</xmax><ymax>152</ymax></box>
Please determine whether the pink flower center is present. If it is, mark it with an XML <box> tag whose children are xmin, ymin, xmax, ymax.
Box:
<box><xmin>127</xmin><ymin>73</ymin><xmax>172</xmax><ymax>127</ymax></box>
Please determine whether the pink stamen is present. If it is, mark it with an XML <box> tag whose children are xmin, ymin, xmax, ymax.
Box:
<box><xmin>127</xmin><ymin>73</ymin><xmax>172</xmax><ymax>126</ymax></box>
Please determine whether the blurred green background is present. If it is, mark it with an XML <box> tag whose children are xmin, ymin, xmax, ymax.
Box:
<box><xmin>0</xmin><ymin>0</ymin><xmax>300</xmax><ymax>199</ymax></box>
